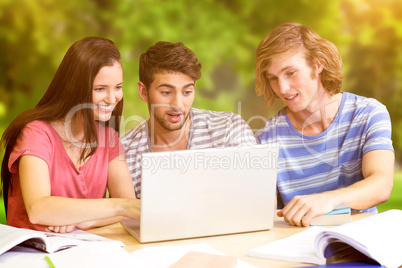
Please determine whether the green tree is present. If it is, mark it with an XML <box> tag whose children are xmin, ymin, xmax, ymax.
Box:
<box><xmin>341</xmin><ymin>0</ymin><xmax>402</xmax><ymax>162</ymax></box>
<box><xmin>1</xmin><ymin>0</ymin><xmax>401</xmax><ymax>164</ymax></box>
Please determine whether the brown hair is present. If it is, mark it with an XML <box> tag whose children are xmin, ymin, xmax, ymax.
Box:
<box><xmin>139</xmin><ymin>41</ymin><xmax>202</xmax><ymax>89</ymax></box>
<box><xmin>255</xmin><ymin>22</ymin><xmax>343</xmax><ymax>106</ymax></box>
<box><xmin>1</xmin><ymin>37</ymin><xmax>122</xmax><ymax>208</ymax></box>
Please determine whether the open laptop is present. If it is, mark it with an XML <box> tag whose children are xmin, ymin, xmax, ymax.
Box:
<box><xmin>120</xmin><ymin>144</ymin><xmax>278</xmax><ymax>243</ymax></box>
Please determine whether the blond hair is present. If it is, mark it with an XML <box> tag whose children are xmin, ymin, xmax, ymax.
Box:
<box><xmin>255</xmin><ymin>22</ymin><xmax>343</xmax><ymax>106</ymax></box>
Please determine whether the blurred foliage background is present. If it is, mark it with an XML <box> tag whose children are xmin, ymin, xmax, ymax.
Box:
<box><xmin>0</xmin><ymin>0</ymin><xmax>401</xmax><ymax>218</ymax></box>
<box><xmin>1</xmin><ymin>0</ymin><xmax>402</xmax><ymax>157</ymax></box>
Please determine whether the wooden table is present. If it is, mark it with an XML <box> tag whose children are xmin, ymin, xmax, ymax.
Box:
<box><xmin>88</xmin><ymin>212</ymin><xmax>371</xmax><ymax>267</ymax></box>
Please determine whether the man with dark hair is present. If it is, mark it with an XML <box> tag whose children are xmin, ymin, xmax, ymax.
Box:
<box><xmin>121</xmin><ymin>41</ymin><xmax>256</xmax><ymax>198</ymax></box>
<box><xmin>255</xmin><ymin>22</ymin><xmax>394</xmax><ymax>227</ymax></box>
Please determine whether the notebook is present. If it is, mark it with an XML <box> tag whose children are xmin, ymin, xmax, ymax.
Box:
<box><xmin>120</xmin><ymin>144</ymin><xmax>278</xmax><ymax>243</ymax></box>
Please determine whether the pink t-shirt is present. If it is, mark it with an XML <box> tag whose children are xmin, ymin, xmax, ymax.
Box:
<box><xmin>7</xmin><ymin>120</ymin><xmax>124</xmax><ymax>231</ymax></box>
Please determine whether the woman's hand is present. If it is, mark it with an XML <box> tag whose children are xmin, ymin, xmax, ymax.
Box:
<box><xmin>47</xmin><ymin>225</ymin><xmax>76</xmax><ymax>233</ymax></box>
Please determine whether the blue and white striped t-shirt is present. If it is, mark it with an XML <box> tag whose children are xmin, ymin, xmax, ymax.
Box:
<box><xmin>256</xmin><ymin>92</ymin><xmax>394</xmax><ymax>213</ymax></box>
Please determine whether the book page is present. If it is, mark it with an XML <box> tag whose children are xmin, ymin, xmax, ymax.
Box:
<box><xmin>315</xmin><ymin>210</ymin><xmax>402</xmax><ymax>268</ymax></box>
<box><xmin>0</xmin><ymin>224</ymin><xmax>125</xmax><ymax>255</ymax></box>
<box><xmin>0</xmin><ymin>245</ymin><xmax>49</xmax><ymax>268</ymax></box>
<box><xmin>131</xmin><ymin>243</ymin><xmax>256</xmax><ymax>268</ymax></box>
<box><xmin>170</xmin><ymin>251</ymin><xmax>238</xmax><ymax>268</ymax></box>
<box><xmin>43</xmin><ymin>229</ymin><xmax>125</xmax><ymax>253</ymax></box>
<box><xmin>48</xmin><ymin>243</ymin><xmax>145</xmax><ymax>268</ymax></box>
<box><xmin>0</xmin><ymin>224</ymin><xmax>46</xmax><ymax>255</ymax></box>
<box><xmin>248</xmin><ymin>227</ymin><xmax>328</xmax><ymax>265</ymax></box>
<box><xmin>51</xmin><ymin>243</ymin><xmax>255</xmax><ymax>268</ymax></box>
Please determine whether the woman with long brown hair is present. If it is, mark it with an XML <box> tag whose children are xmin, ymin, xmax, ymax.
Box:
<box><xmin>1</xmin><ymin>37</ymin><xmax>139</xmax><ymax>233</ymax></box>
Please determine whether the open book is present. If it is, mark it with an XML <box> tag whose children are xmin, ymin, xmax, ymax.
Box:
<box><xmin>0</xmin><ymin>224</ymin><xmax>124</xmax><ymax>255</ymax></box>
<box><xmin>249</xmin><ymin>209</ymin><xmax>402</xmax><ymax>268</ymax></box>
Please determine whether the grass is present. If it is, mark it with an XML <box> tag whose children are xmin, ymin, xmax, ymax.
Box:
<box><xmin>0</xmin><ymin>196</ymin><xmax>5</xmax><ymax>225</ymax></box>
<box><xmin>0</xmin><ymin>172</ymin><xmax>401</xmax><ymax>225</ymax></box>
